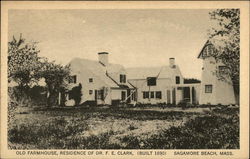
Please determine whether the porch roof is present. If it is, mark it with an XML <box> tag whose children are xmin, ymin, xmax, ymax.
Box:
<box><xmin>174</xmin><ymin>83</ymin><xmax>201</xmax><ymax>87</ymax></box>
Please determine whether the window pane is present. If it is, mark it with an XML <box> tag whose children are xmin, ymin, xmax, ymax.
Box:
<box><xmin>147</xmin><ymin>77</ymin><xmax>156</xmax><ymax>86</ymax></box>
<box><xmin>89</xmin><ymin>90</ymin><xmax>93</xmax><ymax>95</ymax></box>
<box><xmin>205</xmin><ymin>85</ymin><xmax>212</xmax><ymax>93</ymax></box>
<box><xmin>156</xmin><ymin>91</ymin><xmax>162</xmax><ymax>99</ymax></box>
<box><xmin>176</xmin><ymin>76</ymin><xmax>180</xmax><ymax>84</ymax></box>
<box><xmin>124</xmin><ymin>75</ymin><xmax>126</xmax><ymax>83</ymax></box>
<box><xmin>203</xmin><ymin>48</ymin><xmax>207</xmax><ymax>57</ymax></box>
<box><xmin>150</xmin><ymin>92</ymin><xmax>154</xmax><ymax>98</ymax></box>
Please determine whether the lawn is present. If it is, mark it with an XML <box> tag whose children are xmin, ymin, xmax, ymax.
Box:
<box><xmin>8</xmin><ymin>104</ymin><xmax>239</xmax><ymax>149</ymax></box>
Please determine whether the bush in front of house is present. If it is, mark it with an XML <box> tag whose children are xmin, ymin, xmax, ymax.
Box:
<box><xmin>68</xmin><ymin>83</ymin><xmax>82</xmax><ymax>106</ymax></box>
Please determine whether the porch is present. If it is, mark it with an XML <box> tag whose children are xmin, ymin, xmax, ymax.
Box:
<box><xmin>176</xmin><ymin>83</ymin><xmax>200</xmax><ymax>105</ymax></box>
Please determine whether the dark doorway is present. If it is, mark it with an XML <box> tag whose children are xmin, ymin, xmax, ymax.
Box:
<box><xmin>183</xmin><ymin>87</ymin><xmax>190</xmax><ymax>103</ymax></box>
<box><xmin>192</xmin><ymin>87</ymin><xmax>196</xmax><ymax>104</ymax></box>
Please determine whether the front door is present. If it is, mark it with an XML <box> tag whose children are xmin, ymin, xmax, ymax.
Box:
<box><xmin>183</xmin><ymin>87</ymin><xmax>191</xmax><ymax>103</ymax></box>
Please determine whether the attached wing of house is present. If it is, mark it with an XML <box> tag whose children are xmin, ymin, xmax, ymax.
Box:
<box><xmin>126</xmin><ymin>58</ymin><xmax>188</xmax><ymax>105</ymax></box>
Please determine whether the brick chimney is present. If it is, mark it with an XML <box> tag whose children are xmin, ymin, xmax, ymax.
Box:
<box><xmin>98</xmin><ymin>52</ymin><xmax>109</xmax><ymax>66</ymax></box>
<box><xmin>169</xmin><ymin>58</ymin><xmax>175</xmax><ymax>68</ymax></box>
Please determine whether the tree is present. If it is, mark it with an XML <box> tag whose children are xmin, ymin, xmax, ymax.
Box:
<box><xmin>208</xmin><ymin>9</ymin><xmax>240</xmax><ymax>103</ymax></box>
<box><xmin>37</xmin><ymin>59</ymin><xmax>70</xmax><ymax>107</ymax></box>
<box><xmin>8</xmin><ymin>34</ymin><xmax>41</xmax><ymax>104</ymax></box>
<box><xmin>8</xmin><ymin>34</ymin><xmax>41</xmax><ymax>88</ymax></box>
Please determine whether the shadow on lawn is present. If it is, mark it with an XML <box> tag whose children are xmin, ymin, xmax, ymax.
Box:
<box><xmin>32</xmin><ymin>106</ymin><xmax>201</xmax><ymax>121</ymax></box>
<box><xmin>9</xmin><ymin>105</ymin><xmax>239</xmax><ymax>149</ymax></box>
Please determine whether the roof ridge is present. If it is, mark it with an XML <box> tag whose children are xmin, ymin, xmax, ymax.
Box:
<box><xmin>70</xmin><ymin>57</ymin><xmax>123</xmax><ymax>66</ymax></box>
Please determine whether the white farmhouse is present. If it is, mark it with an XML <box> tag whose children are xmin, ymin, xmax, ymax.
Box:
<box><xmin>197</xmin><ymin>41</ymin><xmax>236</xmax><ymax>105</ymax></box>
<box><xmin>64</xmin><ymin>44</ymin><xmax>237</xmax><ymax>106</ymax></box>
<box><xmin>66</xmin><ymin>52</ymin><xmax>135</xmax><ymax>105</ymax></box>
<box><xmin>127</xmin><ymin>58</ymin><xmax>200</xmax><ymax>105</ymax></box>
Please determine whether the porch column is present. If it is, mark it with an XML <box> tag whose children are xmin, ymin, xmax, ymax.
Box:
<box><xmin>58</xmin><ymin>92</ymin><xmax>61</xmax><ymax>105</ymax></box>
<box><xmin>170</xmin><ymin>88</ymin><xmax>172</xmax><ymax>104</ymax></box>
<box><xmin>190</xmin><ymin>86</ymin><xmax>193</xmax><ymax>104</ymax></box>
<box><xmin>173</xmin><ymin>87</ymin><xmax>176</xmax><ymax>105</ymax></box>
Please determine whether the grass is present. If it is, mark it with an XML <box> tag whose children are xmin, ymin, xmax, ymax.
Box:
<box><xmin>8</xmin><ymin>104</ymin><xmax>239</xmax><ymax>149</ymax></box>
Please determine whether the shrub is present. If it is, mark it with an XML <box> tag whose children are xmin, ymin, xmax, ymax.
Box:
<box><xmin>143</xmin><ymin>114</ymin><xmax>239</xmax><ymax>149</ymax></box>
<box><xmin>68</xmin><ymin>84</ymin><xmax>82</xmax><ymax>106</ymax></box>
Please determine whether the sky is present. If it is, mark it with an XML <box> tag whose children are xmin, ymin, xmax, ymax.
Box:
<box><xmin>8</xmin><ymin>9</ymin><xmax>215</xmax><ymax>79</ymax></box>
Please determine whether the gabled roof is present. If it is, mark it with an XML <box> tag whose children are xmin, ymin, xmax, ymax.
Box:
<box><xmin>69</xmin><ymin>58</ymin><xmax>132</xmax><ymax>88</ymax></box>
<box><xmin>126</xmin><ymin>65</ymin><xmax>182</xmax><ymax>80</ymax></box>
<box><xmin>69</xmin><ymin>58</ymin><xmax>117</xmax><ymax>87</ymax></box>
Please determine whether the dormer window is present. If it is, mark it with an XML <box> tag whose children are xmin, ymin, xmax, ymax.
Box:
<box><xmin>69</xmin><ymin>75</ymin><xmax>77</xmax><ymax>84</ymax></box>
<box><xmin>89</xmin><ymin>78</ymin><xmax>93</xmax><ymax>83</ymax></box>
<box><xmin>203</xmin><ymin>48</ymin><xmax>207</xmax><ymax>57</ymax></box>
<box><xmin>120</xmin><ymin>74</ymin><xmax>126</xmax><ymax>83</ymax></box>
<box><xmin>203</xmin><ymin>45</ymin><xmax>213</xmax><ymax>58</ymax></box>
<box><xmin>147</xmin><ymin>77</ymin><xmax>156</xmax><ymax>86</ymax></box>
